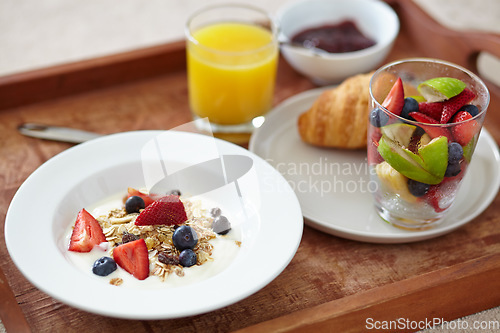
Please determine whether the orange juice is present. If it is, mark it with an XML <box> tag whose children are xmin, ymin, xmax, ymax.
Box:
<box><xmin>187</xmin><ymin>22</ymin><xmax>278</xmax><ymax>125</ymax></box>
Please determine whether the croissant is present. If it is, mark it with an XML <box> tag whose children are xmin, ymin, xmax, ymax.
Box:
<box><xmin>297</xmin><ymin>72</ymin><xmax>373</xmax><ymax>149</ymax></box>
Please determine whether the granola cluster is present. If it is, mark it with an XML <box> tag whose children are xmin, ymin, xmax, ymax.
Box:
<box><xmin>96</xmin><ymin>198</ymin><xmax>217</xmax><ymax>281</ymax></box>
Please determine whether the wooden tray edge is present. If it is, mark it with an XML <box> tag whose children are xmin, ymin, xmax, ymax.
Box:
<box><xmin>237</xmin><ymin>252</ymin><xmax>500</xmax><ymax>333</ymax></box>
<box><xmin>2</xmin><ymin>0</ymin><xmax>500</xmax><ymax>111</ymax></box>
<box><xmin>392</xmin><ymin>0</ymin><xmax>500</xmax><ymax>71</ymax></box>
<box><xmin>0</xmin><ymin>40</ymin><xmax>186</xmax><ymax>111</ymax></box>
<box><xmin>0</xmin><ymin>265</ymin><xmax>31</xmax><ymax>333</ymax></box>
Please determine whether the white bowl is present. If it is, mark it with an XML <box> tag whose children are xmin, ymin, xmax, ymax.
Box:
<box><xmin>5</xmin><ymin>130</ymin><xmax>303</xmax><ymax>319</ymax></box>
<box><xmin>277</xmin><ymin>0</ymin><xmax>400</xmax><ymax>85</ymax></box>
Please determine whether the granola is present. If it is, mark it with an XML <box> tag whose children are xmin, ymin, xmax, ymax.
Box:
<box><xmin>96</xmin><ymin>198</ymin><xmax>218</xmax><ymax>281</ymax></box>
<box><xmin>66</xmin><ymin>186</ymin><xmax>241</xmax><ymax>287</ymax></box>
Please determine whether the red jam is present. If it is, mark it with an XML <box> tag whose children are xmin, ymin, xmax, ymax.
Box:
<box><xmin>291</xmin><ymin>20</ymin><xmax>376</xmax><ymax>53</ymax></box>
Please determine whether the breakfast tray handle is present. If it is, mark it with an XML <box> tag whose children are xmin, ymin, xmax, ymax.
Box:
<box><xmin>390</xmin><ymin>0</ymin><xmax>500</xmax><ymax>77</ymax></box>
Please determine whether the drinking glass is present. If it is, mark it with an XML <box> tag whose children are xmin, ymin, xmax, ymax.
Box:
<box><xmin>186</xmin><ymin>4</ymin><xmax>278</xmax><ymax>142</ymax></box>
<box><xmin>368</xmin><ymin>58</ymin><xmax>490</xmax><ymax>230</ymax></box>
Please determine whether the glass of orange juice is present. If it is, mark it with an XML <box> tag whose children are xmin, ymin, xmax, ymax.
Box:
<box><xmin>186</xmin><ymin>4</ymin><xmax>279</xmax><ymax>140</ymax></box>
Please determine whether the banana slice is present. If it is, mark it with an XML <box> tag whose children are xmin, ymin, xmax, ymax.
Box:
<box><xmin>376</xmin><ymin>161</ymin><xmax>417</xmax><ymax>203</ymax></box>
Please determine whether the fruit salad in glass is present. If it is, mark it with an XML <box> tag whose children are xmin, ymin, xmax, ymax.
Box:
<box><xmin>368</xmin><ymin>58</ymin><xmax>489</xmax><ymax>229</ymax></box>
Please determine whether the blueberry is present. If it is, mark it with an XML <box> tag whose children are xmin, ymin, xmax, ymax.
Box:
<box><xmin>172</xmin><ymin>225</ymin><xmax>198</xmax><ymax>251</ymax></box>
<box><xmin>92</xmin><ymin>257</ymin><xmax>117</xmax><ymax>276</ymax></box>
<box><xmin>407</xmin><ymin>179</ymin><xmax>430</xmax><ymax>197</ymax></box>
<box><xmin>212</xmin><ymin>215</ymin><xmax>231</xmax><ymax>235</ymax></box>
<box><xmin>210</xmin><ymin>207</ymin><xmax>222</xmax><ymax>217</ymax></box>
<box><xmin>369</xmin><ymin>108</ymin><xmax>389</xmax><ymax>127</ymax></box>
<box><xmin>445</xmin><ymin>162</ymin><xmax>462</xmax><ymax>177</ymax></box>
<box><xmin>125</xmin><ymin>195</ymin><xmax>145</xmax><ymax>214</ymax></box>
<box><xmin>459</xmin><ymin>104</ymin><xmax>479</xmax><ymax>117</ymax></box>
<box><xmin>401</xmin><ymin>97</ymin><xmax>419</xmax><ymax>120</ymax></box>
<box><xmin>178</xmin><ymin>249</ymin><xmax>197</xmax><ymax>267</ymax></box>
<box><xmin>168</xmin><ymin>189</ymin><xmax>182</xmax><ymax>196</ymax></box>
<box><xmin>448</xmin><ymin>142</ymin><xmax>464</xmax><ymax>164</ymax></box>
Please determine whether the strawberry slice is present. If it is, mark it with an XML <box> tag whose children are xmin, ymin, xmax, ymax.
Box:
<box><xmin>367</xmin><ymin>129</ymin><xmax>384</xmax><ymax>164</ymax></box>
<box><xmin>425</xmin><ymin>185</ymin><xmax>448</xmax><ymax>213</ymax></box>
<box><xmin>408</xmin><ymin>112</ymin><xmax>453</xmax><ymax>141</ymax></box>
<box><xmin>368</xmin><ymin>138</ymin><xmax>384</xmax><ymax>165</ymax></box>
<box><xmin>418</xmin><ymin>102</ymin><xmax>443</xmax><ymax>121</ymax></box>
<box><xmin>382</xmin><ymin>77</ymin><xmax>404</xmax><ymax>116</ymax></box>
<box><xmin>68</xmin><ymin>209</ymin><xmax>107</xmax><ymax>253</ymax></box>
<box><xmin>450</xmin><ymin>110</ymin><xmax>479</xmax><ymax>146</ymax></box>
<box><xmin>113</xmin><ymin>239</ymin><xmax>149</xmax><ymax>280</ymax></box>
<box><xmin>134</xmin><ymin>195</ymin><xmax>187</xmax><ymax>226</ymax></box>
<box><xmin>440</xmin><ymin>88</ymin><xmax>475</xmax><ymax>124</ymax></box>
<box><xmin>425</xmin><ymin>167</ymin><xmax>465</xmax><ymax>213</ymax></box>
<box><xmin>127</xmin><ymin>188</ymin><xmax>154</xmax><ymax>207</ymax></box>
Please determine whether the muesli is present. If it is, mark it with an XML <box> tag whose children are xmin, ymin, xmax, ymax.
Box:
<box><xmin>66</xmin><ymin>188</ymin><xmax>240</xmax><ymax>286</ymax></box>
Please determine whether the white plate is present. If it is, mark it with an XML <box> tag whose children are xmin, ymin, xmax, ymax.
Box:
<box><xmin>5</xmin><ymin>130</ymin><xmax>303</xmax><ymax>319</ymax></box>
<box><xmin>250</xmin><ymin>88</ymin><xmax>500</xmax><ymax>243</ymax></box>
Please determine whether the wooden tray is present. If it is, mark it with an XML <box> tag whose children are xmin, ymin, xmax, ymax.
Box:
<box><xmin>1</xmin><ymin>1</ymin><xmax>500</xmax><ymax>332</ymax></box>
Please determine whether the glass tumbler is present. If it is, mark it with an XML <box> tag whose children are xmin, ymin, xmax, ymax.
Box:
<box><xmin>367</xmin><ymin>58</ymin><xmax>490</xmax><ymax>230</ymax></box>
<box><xmin>186</xmin><ymin>4</ymin><xmax>279</xmax><ymax>141</ymax></box>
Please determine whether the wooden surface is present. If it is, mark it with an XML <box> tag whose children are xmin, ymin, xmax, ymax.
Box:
<box><xmin>1</xmin><ymin>1</ymin><xmax>500</xmax><ymax>332</ymax></box>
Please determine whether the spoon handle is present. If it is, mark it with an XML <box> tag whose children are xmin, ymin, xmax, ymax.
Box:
<box><xmin>18</xmin><ymin>123</ymin><xmax>102</xmax><ymax>144</ymax></box>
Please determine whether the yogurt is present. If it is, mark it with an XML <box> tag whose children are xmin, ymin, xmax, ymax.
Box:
<box><xmin>65</xmin><ymin>192</ymin><xmax>241</xmax><ymax>289</ymax></box>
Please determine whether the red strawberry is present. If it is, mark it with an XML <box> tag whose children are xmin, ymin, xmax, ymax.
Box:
<box><xmin>113</xmin><ymin>239</ymin><xmax>149</xmax><ymax>280</ymax></box>
<box><xmin>367</xmin><ymin>128</ymin><xmax>383</xmax><ymax>164</ymax></box>
<box><xmin>382</xmin><ymin>77</ymin><xmax>404</xmax><ymax>116</ymax></box>
<box><xmin>418</xmin><ymin>102</ymin><xmax>443</xmax><ymax>121</ymax></box>
<box><xmin>425</xmin><ymin>169</ymin><xmax>465</xmax><ymax>213</ymax></box>
<box><xmin>408</xmin><ymin>112</ymin><xmax>453</xmax><ymax>141</ymax></box>
<box><xmin>440</xmin><ymin>88</ymin><xmax>476</xmax><ymax>124</ymax></box>
<box><xmin>450</xmin><ymin>110</ymin><xmax>479</xmax><ymax>146</ymax></box>
<box><xmin>127</xmin><ymin>188</ymin><xmax>154</xmax><ymax>207</ymax></box>
<box><xmin>68</xmin><ymin>209</ymin><xmax>107</xmax><ymax>253</ymax></box>
<box><xmin>425</xmin><ymin>185</ymin><xmax>448</xmax><ymax>213</ymax></box>
<box><xmin>368</xmin><ymin>139</ymin><xmax>384</xmax><ymax>165</ymax></box>
<box><xmin>134</xmin><ymin>195</ymin><xmax>187</xmax><ymax>226</ymax></box>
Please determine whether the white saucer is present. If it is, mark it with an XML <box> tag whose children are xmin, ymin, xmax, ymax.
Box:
<box><xmin>250</xmin><ymin>88</ymin><xmax>500</xmax><ymax>243</ymax></box>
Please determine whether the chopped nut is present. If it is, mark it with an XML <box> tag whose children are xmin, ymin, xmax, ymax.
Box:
<box><xmin>145</xmin><ymin>237</ymin><xmax>159</xmax><ymax>249</ymax></box>
<box><xmin>109</xmin><ymin>278</ymin><xmax>123</xmax><ymax>286</ymax></box>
